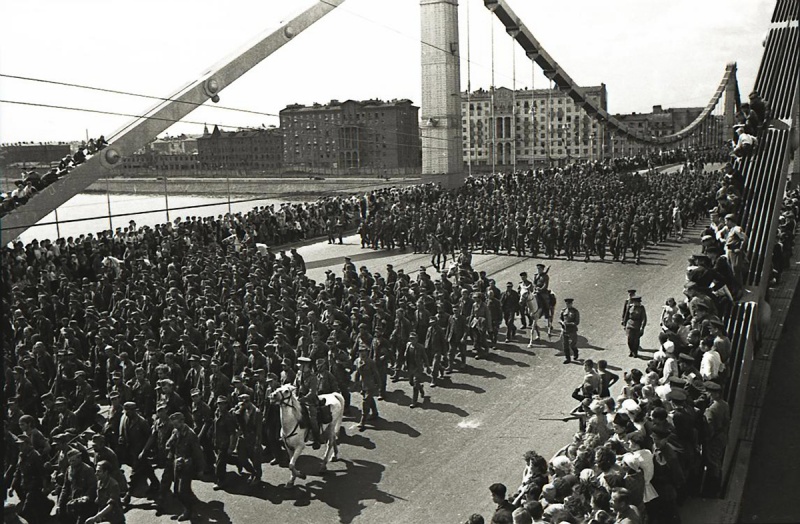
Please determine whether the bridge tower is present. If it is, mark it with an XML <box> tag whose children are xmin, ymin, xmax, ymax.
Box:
<box><xmin>723</xmin><ymin>62</ymin><xmax>740</xmax><ymax>132</ymax></box>
<box><xmin>420</xmin><ymin>0</ymin><xmax>463</xmax><ymax>184</ymax></box>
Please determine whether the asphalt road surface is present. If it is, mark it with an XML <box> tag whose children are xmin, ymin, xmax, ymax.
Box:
<box><xmin>118</xmin><ymin>224</ymin><xmax>702</xmax><ymax>524</ymax></box>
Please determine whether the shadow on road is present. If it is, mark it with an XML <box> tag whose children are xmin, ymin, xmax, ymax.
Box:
<box><xmin>339</xmin><ymin>431</ymin><xmax>377</xmax><ymax>449</ymax></box>
<box><xmin>290</xmin><ymin>458</ymin><xmax>403</xmax><ymax>523</ymax></box>
<box><xmin>306</xmin><ymin>247</ymin><xmax>420</xmax><ymax>271</ymax></box>
<box><xmin>436</xmin><ymin>378</ymin><xmax>486</xmax><ymax>394</ymax></box>
<box><xmin>482</xmin><ymin>351</ymin><xmax>530</xmax><ymax>368</ymax></box>
<box><xmin>458</xmin><ymin>364</ymin><xmax>506</xmax><ymax>380</ymax></box>
<box><xmin>195</xmin><ymin>499</ymin><xmax>233</xmax><ymax>524</ymax></box>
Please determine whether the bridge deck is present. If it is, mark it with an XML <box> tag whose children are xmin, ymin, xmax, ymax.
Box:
<box><xmin>118</xmin><ymin>227</ymin><xmax>702</xmax><ymax>524</ymax></box>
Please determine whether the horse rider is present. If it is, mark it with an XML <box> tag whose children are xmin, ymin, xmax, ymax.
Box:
<box><xmin>293</xmin><ymin>357</ymin><xmax>321</xmax><ymax>449</ymax></box>
<box><xmin>517</xmin><ymin>272</ymin><xmax>534</xmax><ymax>329</ymax></box>
<box><xmin>531</xmin><ymin>264</ymin><xmax>552</xmax><ymax>324</ymax></box>
<box><xmin>559</xmin><ymin>298</ymin><xmax>581</xmax><ymax>364</ymax></box>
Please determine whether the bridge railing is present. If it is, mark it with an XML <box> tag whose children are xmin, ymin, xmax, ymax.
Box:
<box><xmin>717</xmin><ymin>0</ymin><xmax>799</xmax><ymax>496</ymax></box>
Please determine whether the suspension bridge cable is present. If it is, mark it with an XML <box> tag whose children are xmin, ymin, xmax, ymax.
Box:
<box><xmin>0</xmin><ymin>74</ymin><xmax>455</xmax><ymax>146</ymax></box>
<box><xmin>316</xmin><ymin>0</ymin><xmax>521</xmax><ymax>87</ymax></box>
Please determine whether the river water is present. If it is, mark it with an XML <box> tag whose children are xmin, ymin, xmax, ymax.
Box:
<box><xmin>16</xmin><ymin>193</ymin><xmax>293</xmax><ymax>244</ymax></box>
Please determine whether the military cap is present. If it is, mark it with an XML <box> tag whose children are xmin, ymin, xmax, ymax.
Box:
<box><xmin>123</xmin><ymin>401</ymin><xmax>137</xmax><ymax>410</ymax></box>
<box><xmin>631</xmin><ymin>296</ymin><xmax>642</xmax><ymax>302</ymax></box>
<box><xmin>216</xmin><ymin>396</ymin><xmax>229</xmax><ymax>403</ymax></box>
<box><xmin>66</xmin><ymin>448</ymin><xmax>82</xmax><ymax>459</ymax></box>
<box><xmin>704</xmin><ymin>381</ymin><xmax>722</xmax><ymax>392</ymax></box>
<box><xmin>237</xmin><ymin>393</ymin><xmax>251</xmax><ymax>401</ymax></box>
<box><xmin>627</xmin><ymin>289</ymin><xmax>637</xmax><ymax>294</ymax></box>
<box><xmin>190</xmin><ymin>388</ymin><xmax>201</xmax><ymax>396</ymax></box>
<box><xmin>564</xmin><ymin>298</ymin><xmax>574</xmax><ymax>303</ymax></box>
<box><xmin>108</xmin><ymin>391</ymin><xmax>120</xmax><ymax>399</ymax></box>
<box><xmin>667</xmin><ymin>389</ymin><xmax>688</xmax><ymax>402</ymax></box>
<box><xmin>156</xmin><ymin>402</ymin><xmax>168</xmax><ymax>411</ymax></box>
<box><xmin>297</xmin><ymin>356</ymin><xmax>312</xmax><ymax>364</ymax></box>
<box><xmin>519</xmin><ymin>272</ymin><xmax>527</xmax><ymax>277</ymax></box>
<box><xmin>169</xmin><ymin>412</ymin><xmax>185</xmax><ymax>421</ymax></box>
<box><xmin>536</xmin><ymin>264</ymin><xmax>545</xmax><ymax>269</ymax></box>
<box><xmin>55</xmin><ymin>397</ymin><xmax>68</xmax><ymax>405</ymax></box>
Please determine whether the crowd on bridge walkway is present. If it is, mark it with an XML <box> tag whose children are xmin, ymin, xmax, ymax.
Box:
<box><xmin>1</xmin><ymin>136</ymin><xmax>108</xmax><ymax>218</ymax></box>
<box><xmin>0</xmin><ymin>138</ymin><xmax>789</xmax><ymax>523</ymax></box>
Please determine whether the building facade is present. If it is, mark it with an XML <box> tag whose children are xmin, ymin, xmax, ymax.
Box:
<box><xmin>197</xmin><ymin>126</ymin><xmax>283</xmax><ymax>171</ymax></box>
<box><xmin>609</xmin><ymin>105</ymin><xmax>724</xmax><ymax>157</ymax></box>
<box><xmin>280</xmin><ymin>99</ymin><xmax>420</xmax><ymax>171</ymax></box>
<box><xmin>462</xmin><ymin>85</ymin><xmax>607</xmax><ymax>170</ymax></box>
<box><xmin>1</xmin><ymin>143</ymin><xmax>71</xmax><ymax>168</ymax></box>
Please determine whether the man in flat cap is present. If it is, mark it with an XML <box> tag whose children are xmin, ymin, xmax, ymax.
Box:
<box><xmin>234</xmin><ymin>393</ymin><xmax>263</xmax><ymax>484</ymax></box>
<box><xmin>11</xmin><ymin>433</ymin><xmax>53</xmax><ymax>523</ymax></box>
<box><xmin>166</xmin><ymin>411</ymin><xmax>203</xmax><ymax>521</ymax></box>
<box><xmin>190</xmin><ymin>389</ymin><xmax>214</xmax><ymax>477</ymax></box>
<box><xmin>211</xmin><ymin>396</ymin><xmax>237</xmax><ymax>488</ymax></box>
<box><xmin>119</xmin><ymin>401</ymin><xmax>159</xmax><ymax>495</ymax></box>
<box><xmin>58</xmin><ymin>447</ymin><xmax>98</xmax><ymax>523</ymax></box>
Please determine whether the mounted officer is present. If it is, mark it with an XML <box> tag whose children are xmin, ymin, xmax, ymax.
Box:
<box><xmin>293</xmin><ymin>357</ymin><xmax>321</xmax><ymax>449</ymax></box>
<box><xmin>532</xmin><ymin>264</ymin><xmax>552</xmax><ymax>318</ymax></box>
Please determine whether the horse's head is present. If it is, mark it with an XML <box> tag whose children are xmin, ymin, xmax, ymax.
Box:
<box><xmin>269</xmin><ymin>384</ymin><xmax>296</xmax><ymax>406</ymax></box>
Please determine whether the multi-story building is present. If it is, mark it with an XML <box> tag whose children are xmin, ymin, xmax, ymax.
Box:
<box><xmin>280</xmin><ymin>99</ymin><xmax>420</xmax><ymax>170</ymax></box>
<box><xmin>609</xmin><ymin>105</ymin><xmax>724</xmax><ymax>157</ymax></box>
<box><xmin>0</xmin><ymin>142</ymin><xmax>71</xmax><ymax>168</ymax></box>
<box><xmin>461</xmin><ymin>85</ymin><xmax>607</xmax><ymax>169</ymax></box>
<box><xmin>197</xmin><ymin>126</ymin><xmax>283</xmax><ymax>171</ymax></box>
<box><xmin>150</xmin><ymin>135</ymin><xmax>199</xmax><ymax>155</ymax></box>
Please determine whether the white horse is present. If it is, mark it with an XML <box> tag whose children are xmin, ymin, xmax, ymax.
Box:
<box><xmin>269</xmin><ymin>384</ymin><xmax>345</xmax><ymax>486</ymax></box>
<box><xmin>521</xmin><ymin>290</ymin><xmax>555</xmax><ymax>346</ymax></box>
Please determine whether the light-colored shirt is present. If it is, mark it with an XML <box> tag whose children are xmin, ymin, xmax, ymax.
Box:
<box><xmin>700</xmin><ymin>350</ymin><xmax>722</xmax><ymax>380</ymax></box>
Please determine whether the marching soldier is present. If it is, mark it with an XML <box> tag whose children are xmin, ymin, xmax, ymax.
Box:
<box><xmin>500</xmin><ymin>282</ymin><xmax>520</xmax><ymax>342</ymax></box>
<box><xmin>406</xmin><ymin>332</ymin><xmax>429</xmax><ymax>408</ymax></box>
<box><xmin>167</xmin><ymin>412</ymin><xmax>204</xmax><ymax>522</ymax></box>
<box><xmin>559</xmin><ymin>298</ymin><xmax>581</xmax><ymax>364</ymax></box>
<box><xmin>11</xmin><ymin>434</ymin><xmax>52</xmax><ymax>523</ymax></box>
<box><xmin>211</xmin><ymin>397</ymin><xmax>236</xmax><ymax>488</ymax></box>
<box><xmin>625</xmin><ymin>296</ymin><xmax>647</xmax><ymax>358</ymax></box>
<box><xmin>353</xmin><ymin>347</ymin><xmax>381</xmax><ymax>430</ymax></box>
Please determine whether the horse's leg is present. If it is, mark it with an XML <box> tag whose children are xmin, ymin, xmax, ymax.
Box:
<box><xmin>320</xmin><ymin>427</ymin><xmax>333</xmax><ymax>472</ymax></box>
<box><xmin>533</xmin><ymin>315</ymin><xmax>541</xmax><ymax>341</ymax></box>
<box><xmin>287</xmin><ymin>444</ymin><xmax>305</xmax><ymax>485</ymax></box>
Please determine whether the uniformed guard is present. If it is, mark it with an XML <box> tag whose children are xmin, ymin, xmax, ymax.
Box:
<box><xmin>559</xmin><ymin>298</ymin><xmax>581</xmax><ymax>364</ymax></box>
<box><xmin>294</xmin><ymin>357</ymin><xmax>321</xmax><ymax>449</ymax></box>
<box><xmin>621</xmin><ymin>289</ymin><xmax>636</xmax><ymax>327</ymax></box>
<box><xmin>625</xmin><ymin>296</ymin><xmax>648</xmax><ymax>358</ymax></box>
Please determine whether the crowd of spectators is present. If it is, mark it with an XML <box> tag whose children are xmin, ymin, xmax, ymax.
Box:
<box><xmin>1</xmin><ymin>136</ymin><xmax>108</xmax><ymax>218</ymax></box>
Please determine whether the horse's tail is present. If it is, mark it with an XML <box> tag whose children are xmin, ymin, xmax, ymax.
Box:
<box><xmin>329</xmin><ymin>392</ymin><xmax>345</xmax><ymax>438</ymax></box>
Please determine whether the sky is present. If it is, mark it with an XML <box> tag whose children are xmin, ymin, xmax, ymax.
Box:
<box><xmin>0</xmin><ymin>0</ymin><xmax>775</xmax><ymax>144</ymax></box>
